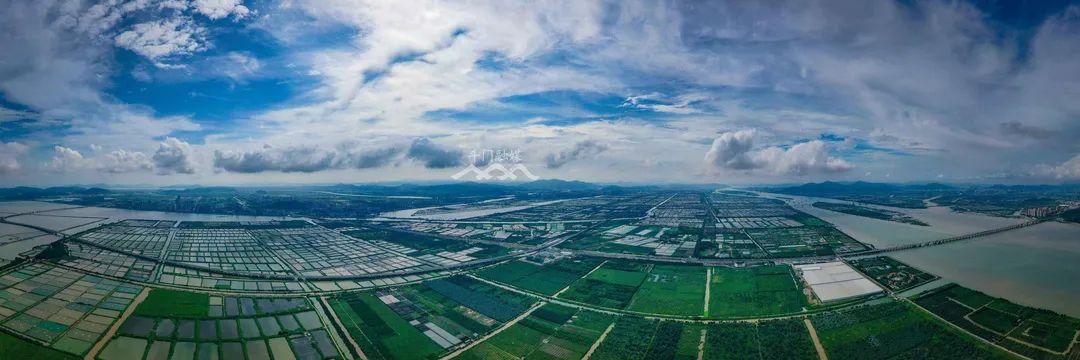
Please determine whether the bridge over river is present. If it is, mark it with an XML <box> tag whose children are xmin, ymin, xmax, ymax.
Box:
<box><xmin>840</xmin><ymin>218</ymin><xmax>1048</xmax><ymax>257</ymax></box>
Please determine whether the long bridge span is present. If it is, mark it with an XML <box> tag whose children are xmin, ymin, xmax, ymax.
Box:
<box><xmin>841</xmin><ymin>218</ymin><xmax>1048</xmax><ymax>257</ymax></box>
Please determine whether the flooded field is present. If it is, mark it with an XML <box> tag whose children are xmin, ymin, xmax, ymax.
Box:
<box><xmin>0</xmin><ymin>234</ymin><xmax>59</xmax><ymax>260</ymax></box>
<box><xmin>40</xmin><ymin>205</ymin><xmax>298</xmax><ymax>223</ymax></box>
<box><xmin>0</xmin><ymin>201</ymin><xmax>299</xmax><ymax>261</ymax></box>
<box><xmin>0</xmin><ymin>201</ymin><xmax>76</xmax><ymax>214</ymax></box>
<box><xmin>0</xmin><ymin>223</ymin><xmax>46</xmax><ymax>244</ymax></box>
<box><xmin>4</xmin><ymin>214</ymin><xmax>106</xmax><ymax>232</ymax></box>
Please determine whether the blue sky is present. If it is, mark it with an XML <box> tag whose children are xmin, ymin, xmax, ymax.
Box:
<box><xmin>1</xmin><ymin>0</ymin><xmax>1080</xmax><ymax>185</ymax></box>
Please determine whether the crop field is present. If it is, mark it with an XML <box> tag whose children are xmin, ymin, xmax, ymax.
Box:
<box><xmin>68</xmin><ymin>220</ymin><xmax>460</xmax><ymax>281</ymax></box>
<box><xmin>589</xmin><ymin>316</ymin><xmax>710</xmax><ymax>360</ymax></box>
<box><xmin>745</xmin><ymin>226</ymin><xmax>869</xmax><ymax>258</ymax></box>
<box><xmin>474</xmin><ymin>194</ymin><xmax>667</xmax><ymax>222</ymax></box>
<box><xmin>701</xmin><ymin>231</ymin><xmax>764</xmax><ymax>259</ymax></box>
<box><xmin>588</xmin><ymin>317</ymin><xmax>654</xmax><ymax>359</ymax></box>
<box><xmin>587</xmin><ymin>317</ymin><xmax>659</xmax><ymax>360</ymax></box>
<box><xmin>99</xmin><ymin>290</ymin><xmax>337</xmax><ymax>360</ymax></box>
<box><xmin>457</xmin><ymin>303</ymin><xmax>613</xmax><ymax>360</ymax></box>
<box><xmin>708</xmin><ymin>194</ymin><xmax>797</xmax><ymax>218</ymax></box>
<box><xmin>134</xmin><ymin>289</ymin><xmax>209</xmax><ymax>318</ymax></box>
<box><xmin>0</xmin><ymin>331</ymin><xmax>78</xmax><ymax>359</ymax></box>
<box><xmin>674</xmin><ymin>323</ymin><xmax>706</xmax><ymax>360</ymax></box>
<box><xmin>330</xmin><ymin>292</ymin><xmax>444</xmax><ymax>360</ymax></box>
<box><xmin>848</xmin><ymin>256</ymin><xmax>938</xmax><ymax>292</ymax></box>
<box><xmin>57</xmin><ymin>243</ymin><xmax>158</xmax><ymax>283</ymax></box>
<box><xmin>474</xmin><ymin>258</ymin><xmax>603</xmax><ymax>295</ymax></box>
<box><xmin>702</xmin><ymin>319</ymin><xmax>816</xmax><ymax>360</ymax></box>
<box><xmin>915</xmin><ymin>284</ymin><xmax>1080</xmax><ymax>358</ymax></box>
<box><xmin>626</xmin><ymin>265</ymin><xmax>706</xmax><ymax>316</ymax></box>
<box><xmin>167</xmin><ymin>228</ymin><xmax>294</xmax><ymax>276</ymax></box>
<box><xmin>152</xmin><ymin>264</ymin><xmax>309</xmax><ymax>293</ymax></box>
<box><xmin>756</xmin><ymin>319</ymin><xmax>819</xmax><ymax>359</ymax></box>
<box><xmin>76</xmin><ymin>224</ymin><xmax>170</xmax><ymax>257</ymax></box>
<box><xmin>584</xmin><ymin>223</ymin><xmax>700</xmax><ymax>257</ymax></box>
<box><xmin>558</xmin><ymin>261</ymin><xmax>650</xmax><ymax>310</ymax></box>
<box><xmin>341</xmin><ymin>226</ymin><xmax>507</xmax><ymax>259</ymax></box>
<box><xmin>374</xmin><ymin>220</ymin><xmax>585</xmax><ymax>247</ymax></box>
<box><xmin>424</xmin><ymin>276</ymin><xmax>535</xmax><ymax>323</ymax></box>
<box><xmin>561</xmin><ymin>221</ymin><xmax>636</xmax><ymax>250</ymax></box>
<box><xmin>707</xmin><ymin>265</ymin><xmax>808</xmax><ymax>318</ymax></box>
<box><xmin>0</xmin><ymin>262</ymin><xmax>144</xmax><ymax>357</ymax></box>
<box><xmin>334</xmin><ymin>273</ymin><xmax>540</xmax><ymax>360</ymax></box>
<box><xmin>812</xmin><ymin>301</ymin><xmax>1011</xmax><ymax>359</ymax></box>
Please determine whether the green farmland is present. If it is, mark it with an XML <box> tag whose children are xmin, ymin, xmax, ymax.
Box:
<box><xmin>556</xmin><ymin>261</ymin><xmax>708</xmax><ymax>316</ymax></box>
<box><xmin>558</xmin><ymin>261</ymin><xmax>649</xmax><ymax>309</ymax></box>
<box><xmin>915</xmin><ymin>284</ymin><xmax>1080</xmax><ymax>359</ymax></box>
<box><xmin>702</xmin><ymin>319</ymin><xmax>817</xmax><ymax>360</ymax></box>
<box><xmin>0</xmin><ymin>332</ymin><xmax>77</xmax><ymax>360</ymax></box>
<box><xmin>589</xmin><ymin>317</ymin><xmax>705</xmax><ymax>360</ymax></box>
<box><xmin>475</xmin><ymin>258</ymin><xmax>603</xmax><ymax>295</ymax></box>
<box><xmin>627</xmin><ymin>265</ymin><xmax>707</xmax><ymax>316</ymax></box>
<box><xmin>812</xmin><ymin>300</ymin><xmax>1012</xmax><ymax>359</ymax></box>
<box><xmin>133</xmin><ymin>289</ymin><xmax>209</xmax><ymax>318</ymax></box>
<box><xmin>330</xmin><ymin>293</ymin><xmax>443</xmax><ymax>360</ymax></box>
<box><xmin>707</xmin><ymin>265</ymin><xmax>808</xmax><ymax>317</ymax></box>
<box><xmin>457</xmin><ymin>303</ymin><xmax>613</xmax><ymax>360</ymax></box>
<box><xmin>848</xmin><ymin>256</ymin><xmax>939</xmax><ymax>292</ymax></box>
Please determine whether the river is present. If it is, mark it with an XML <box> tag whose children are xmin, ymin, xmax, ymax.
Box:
<box><xmin>768</xmin><ymin>193</ymin><xmax>1080</xmax><ymax>317</ymax></box>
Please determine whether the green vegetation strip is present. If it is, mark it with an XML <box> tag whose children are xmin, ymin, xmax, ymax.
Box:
<box><xmin>0</xmin><ymin>331</ymin><xmax>78</xmax><ymax>360</ymax></box>
<box><xmin>133</xmin><ymin>288</ymin><xmax>210</xmax><ymax>318</ymax></box>
<box><xmin>915</xmin><ymin>283</ymin><xmax>1080</xmax><ymax>358</ymax></box>
<box><xmin>329</xmin><ymin>293</ymin><xmax>443</xmax><ymax>360</ymax></box>
<box><xmin>813</xmin><ymin>300</ymin><xmax>1015</xmax><ymax>359</ymax></box>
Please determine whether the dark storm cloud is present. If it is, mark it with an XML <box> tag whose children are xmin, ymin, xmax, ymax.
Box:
<box><xmin>213</xmin><ymin>146</ymin><xmax>337</xmax><ymax>173</ymax></box>
<box><xmin>213</xmin><ymin>141</ymin><xmax>412</xmax><ymax>173</ymax></box>
<box><xmin>342</xmin><ymin>145</ymin><xmax>405</xmax><ymax>169</ymax></box>
<box><xmin>999</xmin><ymin>121</ymin><xmax>1052</xmax><ymax>140</ymax></box>
<box><xmin>406</xmin><ymin>138</ymin><xmax>463</xmax><ymax>169</ymax></box>
<box><xmin>544</xmin><ymin>140</ymin><xmax>608</xmax><ymax>169</ymax></box>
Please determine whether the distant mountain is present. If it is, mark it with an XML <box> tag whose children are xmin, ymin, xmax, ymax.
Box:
<box><xmin>417</xmin><ymin>182</ymin><xmax>516</xmax><ymax>196</ymax></box>
<box><xmin>984</xmin><ymin>184</ymin><xmax>1080</xmax><ymax>192</ymax></box>
<box><xmin>329</xmin><ymin>182</ymin><xmax>517</xmax><ymax>198</ymax></box>
<box><xmin>160</xmin><ymin>186</ymin><xmax>239</xmax><ymax>195</ymax></box>
<box><xmin>768</xmin><ymin>181</ymin><xmax>960</xmax><ymax>196</ymax></box>
<box><xmin>770</xmin><ymin>181</ymin><xmax>897</xmax><ymax>195</ymax></box>
<box><xmin>0</xmin><ymin>186</ymin><xmax>111</xmax><ymax>200</ymax></box>
<box><xmin>905</xmin><ymin>182</ymin><xmax>953</xmax><ymax>190</ymax></box>
<box><xmin>513</xmin><ymin>179</ymin><xmax>601</xmax><ymax>191</ymax></box>
<box><xmin>328</xmin><ymin>180</ymin><xmax>619</xmax><ymax>198</ymax></box>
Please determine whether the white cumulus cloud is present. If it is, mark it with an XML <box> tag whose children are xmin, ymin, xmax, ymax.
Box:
<box><xmin>114</xmin><ymin>17</ymin><xmax>207</xmax><ymax>66</ymax></box>
<box><xmin>99</xmin><ymin>149</ymin><xmax>155</xmax><ymax>173</ymax></box>
<box><xmin>0</xmin><ymin>142</ymin><xmax>29</xmax><ymax>174</ymax></box>
<box><xmin>1034</xmin><ymin>154</ymin><xmax>1080</xmax><ymax>180</ymax></box>
<box><xmin>193</xmin><ymin>0</ymin><xmax>250</xmax><ymax>20</ymax></box>
<box><xmin>153</xmin><ymin>137</ymin><xmax>197</xmax><ymax>174</ymax></box>
<box><xmin>47</xmin><ymin>146</ymin><xmax>154</xmax><ymax>174</ymax></box>
<box><xmin>705</xmin><ymin>130</ymin><xmax>853</xmax><ymax>176</ymax></box>
<box><xmin>48</xmin><ymin>146</ymin><xmax>88</xmax><ymax>172</ymax></box>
